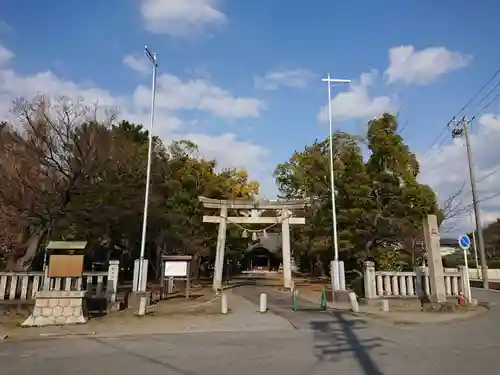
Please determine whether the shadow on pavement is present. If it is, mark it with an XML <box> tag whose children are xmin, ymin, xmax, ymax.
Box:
<box><xmin>309</xmin><ymin>311</ymin><xmax>389</xmax><ymax>375</ymax></box>
<box><xmin>93</xmin><ymin>338</ymin><xmax>196</xmax><ymax>375</ymax></box>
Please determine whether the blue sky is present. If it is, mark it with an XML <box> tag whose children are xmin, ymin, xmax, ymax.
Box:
<box><xmin>2</xmin><ymin>0</ymin><xmax>500</xmax><ymax>234</ymax></box>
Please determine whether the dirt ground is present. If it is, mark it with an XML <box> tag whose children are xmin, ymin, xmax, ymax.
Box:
<box><xmin>0</xmin><ymin>285</ymin><xmax>221</xmax><ymax>332</ymax></box>
<box><xmin>287</xmin><ymin>282</ymin><xmax>489</xmax><ymax>324</ymax></box>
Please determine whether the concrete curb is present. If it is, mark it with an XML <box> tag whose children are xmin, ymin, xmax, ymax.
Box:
<box><xmin>346</xmin><ymin>304</ymin><xmax>489</xmax><ymax>326</ymax></box>
<box><xmin>0</xmin><ymin>325</ymin><xmax>295</xmax><ymax>343</ymax></box>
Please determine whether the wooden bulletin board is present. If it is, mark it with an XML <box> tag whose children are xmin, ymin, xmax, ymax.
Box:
<box><xmin>48</xmin><ymin>254</ymin><xmax>84</xmax><ymax>278</ymax></box>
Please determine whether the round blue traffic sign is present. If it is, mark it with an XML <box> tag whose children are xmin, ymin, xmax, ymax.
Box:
<box><xmin>458</xmin><ymin>234</ymin><xmax>471</xmax><ymax>250</ymax></box>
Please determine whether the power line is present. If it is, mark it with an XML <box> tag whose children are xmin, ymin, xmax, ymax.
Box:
<box><xmin>474</xmin><ymin>80</ymin><xmax>500</xmax><ymax>109</ymax></box>
<box><xmin>471</xmin><ymin>89</ymin><xmax>500</xmax><ymax>121</ymax></box>
<box><xmin>458</xmin><ymin>67</ymin><xmax>500</xmax><ymax>115</ymax></box>
<box><xmin>424</xmin><ymin>67</ymin><xmax>500</xmax><ymax>157</ymax></box>
<box><xmin>478</xmin><ymin>165</ymin><xmax>500</xmax><ymax>184</ymax></box>
<box><xmin>447</xmin><ymin>164</ymin><xmax>500</xmax><ymax>205</ymax></box>
<box><xmin>450</xmin><ymin>190</ymin><xmax>500</xmax><ymax>218</ymax></box>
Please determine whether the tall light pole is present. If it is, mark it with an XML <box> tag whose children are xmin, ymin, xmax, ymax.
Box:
<box><xmin>321</xmin><ymin>72</ymin><xmax>351</xmax><ymax>291</ymax></box>
<box><xmin>135</xmin><ymin>46</ymin><xmax>158</xmax><ymax>293</ymax></box>
<box><xmin>451</xmin><ymin>117</ymin><xmax>489</xmax><ymax>289</ymax></box>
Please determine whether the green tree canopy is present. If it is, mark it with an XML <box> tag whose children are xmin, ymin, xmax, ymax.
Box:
<box><xmin>274</xmin><ymin>112</ymin><xmax>439</xmax><ymax>274</ymax></box>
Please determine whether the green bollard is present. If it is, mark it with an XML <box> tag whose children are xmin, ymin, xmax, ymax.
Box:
<box><xmin>320</xmin><ymin>290</ymin><xmax>327</xmax><ymax>310</ymax></box>
<box><xmin>292</xmin><ymin>291</ymin><xmax>297</xmax><ymax>311</ymax></box>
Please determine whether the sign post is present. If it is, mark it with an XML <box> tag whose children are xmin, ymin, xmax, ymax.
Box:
<box><xmin>458</xmin><ymin>234</ymin><xmax>472</xmax><ymax>302</ymax></box>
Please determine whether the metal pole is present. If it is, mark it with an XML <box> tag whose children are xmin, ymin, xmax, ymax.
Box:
<box><xmin>463</xmin><ymin>118</ymin><xmax>489</xmax><ymax>288</ymax></box>
<box><xmin>326</xmin><ymin>73</ymin><xmax>339</xmax><ymax>264</ymax></box>
<box><xmin>462</xmin><ymin>246</ymin><xmax>472</xmax><ymax>302</ymax></box>
<box><xmin>321</xmin><ymin>73</ymin><xmax>350</xmax><ymax>291</ymax></box>
<box><xmin>470</xmin><ymin>210</ymin><xmax>480</xmax><ymax>279</ymax></box>
<box><xmin>137</xmin><ymin>46</ymin><xmax>157</xmax><ymax>293</ymax></box>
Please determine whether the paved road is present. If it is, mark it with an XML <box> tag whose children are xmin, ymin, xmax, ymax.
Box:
<box><xmin>1</xmin><ymin>287</ymin><xmax>500</xmax><ymax>375</ymax></box>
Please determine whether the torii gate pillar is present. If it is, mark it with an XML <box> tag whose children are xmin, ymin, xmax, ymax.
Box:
<box><xmin>281</xmin><ymin>209</ymin><xmax>292</xmax><ymax>289</ymax></box>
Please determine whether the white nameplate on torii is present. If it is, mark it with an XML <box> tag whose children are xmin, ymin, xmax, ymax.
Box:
<box><xmin>202</xmin><ymin>215</ymin><xmax>306</xmax><ymax>225</ymax></box>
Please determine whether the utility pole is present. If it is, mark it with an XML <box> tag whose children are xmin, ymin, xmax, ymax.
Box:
<box><xmin>321</xmin><ymin>73</ymin><xmax>351</xmax><ymax>291</ymax></box>
<box><xmin>470</xmin><ymin>210</ymin><xmax>480</xmax><ymax>280</ymax></box>
<box><xmin>452</xmin><ymin>117</ymin><xmax>489</xmax><ymax>288</ymax></box>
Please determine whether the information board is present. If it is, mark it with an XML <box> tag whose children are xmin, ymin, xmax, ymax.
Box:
<box><xmin>164</xmin><ymin>261</ymin><xmax>188</xmax><ymax>277</ymax></box>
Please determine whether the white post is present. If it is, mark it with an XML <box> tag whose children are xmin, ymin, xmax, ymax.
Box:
<box><xmin>213</xmin><ymin>206</ymin><xmax>228</xmax><ymax>292</ymax></box>
<box><xmin>43</xmin><ymin>267</ymin><xmax>50</xmax><ymax>291</ymax></box>
<box><xmin>135</xmin><ymin>46</ymin><xmax>158</xmax><ymax>293</ymax></box>
<box><xmin>363</xmin><ymin>261</ymin><xmax>376</xmax><ymax>299</ymax></box>
<box><xmin>459</xmin><ymin>265</ymin><xmax>472</xmax><ymax>303</ymax></box>
<box><xmin>338</xmin><ymin>260</ymin><xmax>346</xmax><ymax>291</ymax></box>
<box><xmin>259</xmin><ymin>293</ymin><xmax>267</xmax><ymax>313</ymax></box>
<box><xmin>321</xmin><ymin>73</ymin><xmax>350</xmax><ymax>291</ymax></box>
<box><xmin>220</xmin><ymin>293</ymin><xmax>228</xmax><ymax>314</ymax></box>
<box><xmin>281</xmin><ymin>209</ymin><xmax>292</xmax><ymax>289</ymax></box>
<box><xmin>137</xmin><ymin>295</ymin><xmax>148</xmax><ymax>316</ymax></box>
<box><xmin>106</xmin><ymin>260</ymin><xmax>120</xmax><ymax>304</ymax></box>
<box><xmin>348</xmin><ymin>292</ymin><xmax>359</xmax><ymax>313</ymax></box>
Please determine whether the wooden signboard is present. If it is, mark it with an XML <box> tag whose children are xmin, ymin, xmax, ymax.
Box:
<box><xmin>46</xmin><ymin>241</ymin><xmax>87</xmax><ymax>278</ymax></box>
<box><xmin>48</xmin><ymin>254</ymin><xmax>84</xmax><ymax>278</ymax></box>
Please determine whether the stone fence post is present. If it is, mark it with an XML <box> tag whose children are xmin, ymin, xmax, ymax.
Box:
<box><xmin>43</xmin><ymin>266</ymin><xmax>51</xmax><ymax>291</ymax></box>
<box><xmin>363</xmin><ymin>261</ymin><xmax>377</xmax><ymax>299</ymax></box>
<box><xmin>106</xmin><ymin>260</ymin><xmax>120</xmax><ymax>304</ymax></box>
<box><xmin>414</xmin><ymin>266</ymin><xmax>425</xmax><ymax>298</ymax></box>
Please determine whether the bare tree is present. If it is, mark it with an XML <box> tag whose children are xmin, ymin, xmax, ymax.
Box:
<box><xmin>0</xmin><ymin>95</ymin><xmax>116</xmax><ymax>270</ymax></box>
<box><xmin>441</xmin><ymin>182</ymin><xmax>467</xmax><ymax>222</ymax></box>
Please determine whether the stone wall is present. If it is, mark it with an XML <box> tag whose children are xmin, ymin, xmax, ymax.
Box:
<box><xmin>22</xmin><ymin>291</ymin><xmax>88</xmax><ymax>327</ymax></box>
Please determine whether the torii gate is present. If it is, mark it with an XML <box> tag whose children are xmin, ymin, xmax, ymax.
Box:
<box><xmin>198</xmin><ymin>196</ymin><xmax>310</xmax><ymax>291</ymax></box>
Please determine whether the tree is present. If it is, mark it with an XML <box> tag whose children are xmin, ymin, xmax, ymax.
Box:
<box><xmin>361</xmin><ymin>113</ymin><xmax>439</xmax><ymax>269</ymax></box>
<box><xmin>274</xmin><ymin>113</ymin><xmax>440</xmax><ymax>274</ymax></box>
<box><xmin>0</xmin><ymin>96</ymin><xmax>261</xmax><ymax>275</ymax></box>
<box><xmin>0</xmin><ymin>96</ymin><xmax>117</xmax><ymax>269</ymax></box>
<box><xmin>481</xmin><ymin>219</ymin><xmax>500</xmax><ymax>260</ymax></box>
<box><xmin>275</xmin><ymin>132</ymin><xmax>369</xmax><ymax>275</ymax></box>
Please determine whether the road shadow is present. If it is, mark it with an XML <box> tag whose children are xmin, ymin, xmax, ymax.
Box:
<box><xmin>309</xmin><ymin>311</ymin><xmax>389</xmax><ymax>375</ymax></box>
<box><xmin>93</xmin><ymin>338</ymin><xmax>197</xmax><ymax>375</ymax></box>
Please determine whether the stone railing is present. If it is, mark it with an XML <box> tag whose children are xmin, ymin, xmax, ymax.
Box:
<box><xmin>0</xmin><ymin>260</ymin><xmax>119</xmax><ymax>303</ymax></box>
<box><xmin>445</xmin><ymin>267</ymin><xmax>500</xmax><ymax>281</ymax></box>
<box><xmin>364</xmin><ymin>261</ymin><xmax>468</xmax><ymax>299</ymax></box>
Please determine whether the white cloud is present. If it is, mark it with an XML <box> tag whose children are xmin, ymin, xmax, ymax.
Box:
<box><xmin>132</xmin><ymin>73</ymin><xmax>265</xmax><ymax>118</ymax></box>
<box><xmin>0</xmin><ymin>22</ymin><xmax>13</xmax><ymax>33</ymax></box>
<box><xmin>0</xmin><ymin>45</ymin><xmax>14</xmax><ymax>66</ymax></box>
<box><xmin>254</xmin><ymin>69</ymin><xmax>315</xmax><ymax>90</ymax></box>
<box><xmin>419</xmin><ymin>113</ymin><xmax>500</xmax><ymax>236</ymax></box>
<box><xmin>123</xmin><ymin>54</ymin><xmax>149</xmax><ymax>75</ymax></box>
<box><xmin>140</xmin><ymin>0</ymin><xmax>226</xmax><ymax>37</ymax></box>
<box><xmin>385</xmin><ymin>45</ymin><xmax>471</xmax><ymax>85</ymax></box>
<box><xmin>317</xmin><ymin>70</ymin><xmax>392</xmax><ymax>122</ymax></box>
<box><xmin>0</xmin><ymin>58</ymin><xmax>273</xmax><ymax>196</ymax></box>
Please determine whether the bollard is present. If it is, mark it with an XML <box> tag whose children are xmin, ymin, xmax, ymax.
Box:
<box><xmin>348</xmin><ymin>292</ymin><xmax>359</xmax><ymax>313</ymax></box>
<box><xmin>137</xmin><ymin>296</ymin><xmax>148</xmax><ymax>316</ymax></box>
<box><xmin>381</xmin><ymin>299</ymin><xmax>389</xmax><ymax>312</ymax></box>
<box><xmin>259</xmin><ymin>293</ymin><xmax>268</xmax><ymax>313</ymax></box>
<box><xmin>320</xmin><ymin>290</ymin><xmax>327</xmax><ymax>310</ymax></box>
<box><xmin>292</xmin><ymin>290</ymin><xmax>298</xmax><ymax>311</ymax></box>
<box><xmin>221</xmin><ymin>293</ymin><xmax>228</xmax><ymax>314</ymax></box>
